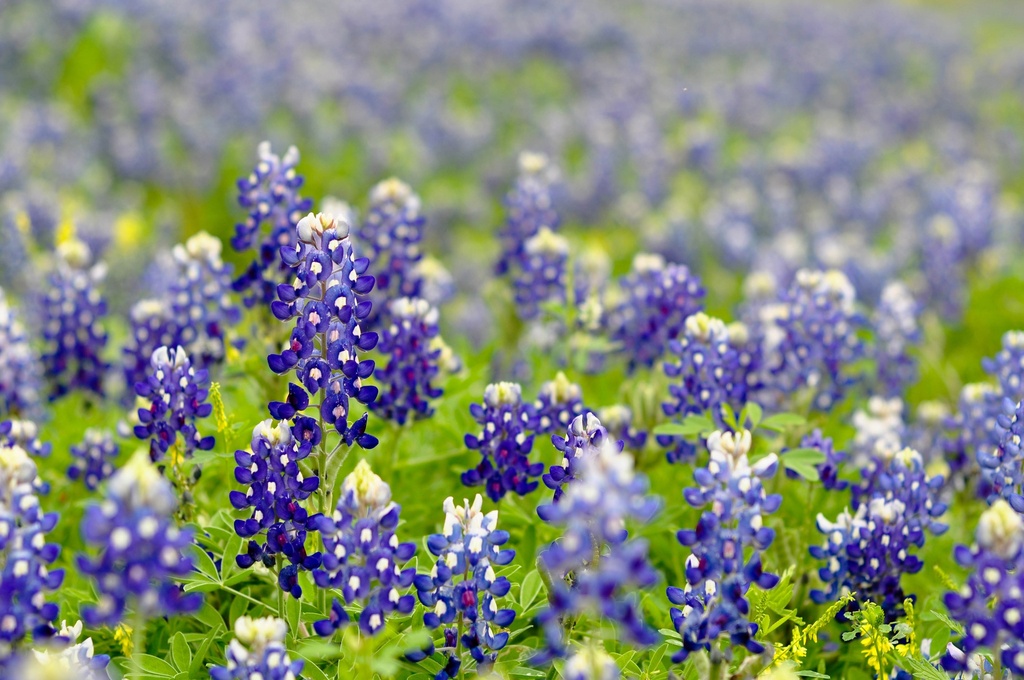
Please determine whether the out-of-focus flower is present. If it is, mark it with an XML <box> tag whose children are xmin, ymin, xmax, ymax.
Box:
<box><xmin>0</xmin><ymin>288</ymin><xmax>42</xmax><ymax>417</ymax></box>
<box><xmin>133</xmin><ymin>345</ymin><xmax>214</xmax><ymax>462</ymax></box>
<box><xmin>68</xmin><ymin>429</ymin><xmax>119</xmax><ymax>491</ymax></box>
<box><xmin>371</xmin><ymin>297</ymin><xmax>445</xmax><ymax>425</ymax></box>
<box><xmin>210</xmin><ymin>616</ymin><xmax>303</xmax><ymax>680</ymax></box>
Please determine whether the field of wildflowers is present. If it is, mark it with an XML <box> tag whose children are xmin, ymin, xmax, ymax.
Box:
<box><xmin>3</xmin><ymin>1</ymin><xmax>1024</xmax><ymax>678</ymax></box>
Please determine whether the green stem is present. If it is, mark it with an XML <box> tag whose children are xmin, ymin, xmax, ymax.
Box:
<box><xmin>130</xmin><ymin>614</ymin><xmax>146</xmax><ymax>677</ymax></box>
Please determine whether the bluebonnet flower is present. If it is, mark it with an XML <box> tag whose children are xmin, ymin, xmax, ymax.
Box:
<box><xmin>358</xmin><ymin>178</ymin><xmax>425</xmax><ymax>325</ymax></box>
<box><xmin>370</xmin><ymin>297</ymin><xmax>444</xmax><ymax>425</ymax></box>
<box><xmin>597</xmin><ymin>404</ymin><xmax>647</xmax><ymax>453</ymax></box>
<box><xmin>122</xmin><ymin>299</ymin><xmax>179</xmax><ymax>403</ymax></box>
<box><xmin>920</xmin><ymin>214</ymin><xmax>967</xmax><ymax>321</ymax></box>
<box><xmin>229</xmin><ymin>420</ymin><xmax>321</xmax><ymax>597</ymax></box>
<box><xmin>608</xmin><ymin>253</ymin><xmax>705</xmax><ymax>372</ymax></box>
<box><xmin>533</xmin><ymin>372</ymin><xmax>585</xmax><ymax>436</ymax></box>
<box><xmin>231</xmin><ymin>142</ymin><xmax>311</xmax><ymax>307</ymax></box>
<box><xmin>210</xmin><ymin>616</ymin><xmax>303</xmax><ymax>680</ymax></box>
<box><xmin>0</xmin><ymin>288</ymin><xmax>42</xmax><ymax>417</ymax></box>
<box><xmin>413</xmin><ymin>494</ymin><xmax>516</xmax><ymax>673</ymax></box>
<box><xmin>461</xmin><ymin>382</ymin><xmax>542</xmax><ymax>502</ymax></box>
<box><xmin>945</xmin><ymin>383</ymin><xmax>1000</xmax><ymax>488</ymax></box>
<box><xmin>310</xmin><ymin>461</ymin><xmax>416</xmax><ymax>637</ymax></box>
<box><xmin>0</xmin><ymin>419</ymin><xmax>51</xmax><ymax>459</ymax></box>
<box><xmin>756</xmin><ymin>269</ymin><xmax>864</xmax><ymax>411</ymax></box>
<box><xmin>168</xmin><ymin>232</ymin><xmax>240</xmax><ymax>369</ymax></box>
<box><xmin>496</xmin><ymin>152</ymin><xmax>559</xmax><ymax>277</ymax></box>
<box><xmin>534</xmin><ymin>428</ymin><xmax>660</xmax><ymax>663</ymax></box>
<box><xmin>812</xmin><ymin>447</ymin><xmax>946</xmax><ymax>618</ymax></box>
<box><xmin>976</xmin><ymin>397</ymin><xmax>1024</xmax><ymax>513</ymax></box>
<box><xmin>942</xmin><ymin>500</ymin><xmax>1024</xmax><ymax>675</ymax></box>
<box><xmin>9</xmin><ymin>620</ymin><xmax>110</xmax><ymax>680</ymax></box>
<box><xmin>133</xmin><ymin>345</ymin><xmax>214</xmax><ymax>462</ymax></box>
<box><xmin>68</xmin><ymin>428</ymin><xmax>119</xmax><ymax>491</ymax></box>
<box><xmin>542</xmin><ymin>412</ymin><xmax>612</xmax><ymax>502</ymax></box>
<box><xmin>663</xmin><ymin>312</ymin><xmax>748</xmax><ymax>426</ymax></box>
<box><xmin>850</xmin><ymin>396</ymin><xmax>906</xmax><ymax>470</ymax></box>
<box><xmin>41</xmin><ymin>239</ymin><xmax>110</xmax><ymax>400</ymax></box>
<box><xmin>983</xmin><ymin>330</ymin><xmax>1024</xmax><ymax>403</ymax></box>
<box><xmin>268</xmin><ymin>211</ymin><xmax>378</xmax><ymax>449</ymax></box>
<box><xmin>872</xmin><ymin>281</ymin><xmax>920</xmax><ymax>397</ymax></box>
<box><xmin>78</xmin><ymin>450</ymin><xmax>202</xmax><ymax>626</ymax></box>
<box><xmin>667</xmin><ymin>430</ymin><xmax>781</xmax><ymax>663</ymax></box>
<box><xmin>0</xmin><ymin>440</ymin><xmax>63</xmax><ymax>668</ymax></box>
<box><xmin>514</xmin><ymin>227</ymin><xmax>569</xmax><ymax>321</ymax></box>
<box><xmin>563</xmin><ymin>647</ymin><xmax>620</xmax><ymax>680</ymax></box>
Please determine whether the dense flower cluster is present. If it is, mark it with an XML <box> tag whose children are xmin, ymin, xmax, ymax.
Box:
<box><xmin>496</xmin><ymin>152</ymin><xmax>560</xmax><ymax>277</ymax></box>
<box><xmin>609</xmin><ymin>253</ymin><xmax>705</xmax><ymax>372</ymax></box>
<box><xmin>41</xmin><ymin>240</ymin><xmax>109</xmax><ymax>400</ymax></box>
<box><xmin>533</xmin><ymin>372</ymin><xmax>585</xmax><ymax>436</ymax></box>
<box><xmin>663</xmin><ymin>312</ymin><xmax>748</xmax><ymax>426</ymax></box>
<box><xmin>231</xmin><ymin>142</ymin><xmax>311</xmax><ymax>307</ymax></box>
<box><xmin>211</xmin><ymin>616</ymin><xmax>303</xmax><ymax>680</ymax></box>
<box><xmin>942</xmin><ymin>500</ymin><xmax>1024</xmax><ymax>674</ymax></box>
<box><xmin>166</xmin><ymin>231</ymin><xmax>240</xmax><ymax>369</ymax></box>
<box><xmin>268</xmin><ymin>211</ymin><xmax>378</xmax><ymax>449</ymax></box>
<box><xmin>812</xmin><ymin>447</ymin><xmax>946</xmax><ymax>617</ymax></box>
<box><xmin>756</xmin><ymin>269</ymin><xmax>863</xmax><ymax>411</ymax></box>
<box><xmin>0</xmin><ymin>419</ymin><xmax>51</xmax><ymax>460</ymax></box>
<box><xmin>78</xmin><ymin>450</ymin><xmax>201</xmax><ymax>626</ymax></box>
<box><xmin>667</xmin><ymin>430</ymin><xmax>781</xmax><ymax>662</ymax></box>
<box><xmin>514</xmin><ymin>227</ymin><xmax>569</xmax><ymax>321</ymax></box>
<box><xmin>0</xmin><ymin>288</ymin><xmax>41</xmax><ymax>417</ymax></box>
<box><xmin>230</xmin><ymin>420</ymin><xmax>321</xmax><ymax>596</ymax></box>
<box><xmin>133</xmin><ymin>345</ymin><xmax>214</xmax><ymax>462</ymax></box>
<box><xmin>542</xmin><ymin>411</ymin><xmax>611</xmax><ymax>501</ymax></box>
<box><xmin>67</xmin><ymin>428</ymin><xmax>119</xmax><ymax>490</ymax></box>
<box><xmin>358</xmin><ymin>178</ymin><xmax>425</xmax><ymax>326</ymax></box>
<box><xmin>370</xmin><ymin>297</ymin><xmax>445</xmax><ymax>425</ymax></box>
<box><xmin>978</xmin><ymin>397</ymin><xmax>1024</xmax><ymax>512</ymax></box>
<box><xmin>535</xmin><ymin>422</ymin><xmax>660</xmax><ymax>663</ymax></box>
<box><xmin>983</xmin><ymin>331</ymin><xmax>1024</xmax><ymax>403</ymax></box>
<box><xmin>461</xmin><ymin>382</ymin><xmax>542</xmax><ymax>502</ymax></box>
<box><xmin>122</xmin><ymin>298</ymin><xmax>179</xmax><ymax>401</ymax></box>
<box><xmin>310</xmin><ymin>461</ymin><xmax>416</xmax><ymax>636</ymax></box>
<box><xmin>871</xmin><ymin>281</ymin><xmax>920</xmax><ymax>397</ymax></box>
<box><xmin>412</xmin><ymin>494</ymin><xmax>516</xmax><ymax>674</ymax></box>
<box><xmin>0</xmin><ymin>440</ymin><xmax>63</xmax><ymax>668</ymax></box>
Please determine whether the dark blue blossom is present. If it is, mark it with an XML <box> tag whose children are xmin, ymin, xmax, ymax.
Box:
<box><xmin>0</xmin><ymin>439</ymin><xmax>63</xmax><ymax>669</ymax></box>
<box><xmin>370</xmin><ymin>297</ymin><xmax>444</xmax><ymax>425</ymax></box>
<box><xmin>461</xmin><ymin>382</ymin><xmax>542</xmax><ymax>502</ymax></box>
<box><xmin>944</xmin><ymin>382</ymin><xmax>1001</xmax><ymax>489</ymax></box>
<box><xmin>978</xmin><ymin>397</ymin><xmax>1024</xmax><ymax>513</ymax></box>
<box><xmin>413</xmin><ymin>494</ymin><xmax>516</xmax><ymax>673</ymax></box>
<box><xmin>756</xmin><ymin>268</ymin><xmax>864</xmax><ymax>411</ymax></box>
<box><xmin>231</xmin><ymin>142</ymin><xmax>312</xmax><ymax>307</ymax></box>
<box><xmin>983</xmin><ymin>330</ymin><xmax>1024</xmax><ymax>403</ymax></box>
<box><xmin>78</xmin><ymin>450</ymin><xmax>201</xmax><ymax>626</ymax></box>
<box><xmin>542</xmin><ymin>411</ymin><xmax>612</xmax><ymax>502</ymax></box>
<box><xmin>785</xmin><ymin>429</ymin><xmax>848</xmax><ymax>491</ymax></box>
<box><xmin>0</xmin><ymin>288</ymin><xmax>42</xmax><ymax>417</ymax></box>
<box><xmin>229</xmin><ymin>420</ymin><xmax>321</xmax><ymax>597</ymax></box>
<box><xmin>667</xmin><ymin>430</ymin><xmax>781</xmax><ymax>663</ymax></box>
<box><xmin>310</xmin><ymin>461</ymin><xmax>416</xmax><ymax>637</ymax></box>
<box><xmin>210</xmin><ymin>616</ymin><xmax>303</xmax><ymax>680</ymax></box>
<box><xmin>534</xmin><ymin>423</ymin><xmax>660</xmax><ymax>663</ymax></box>
<box><xmin>942</xmin><ymin>500</ymin><xmax>1024</xmax><ymax>675</ymax></box>
<box><xmin>872</xmin><ymin>281</ymin><xmax>920</xmax><ymax>397</ymax></box>
<box><xmin>608</xmin><ymin>253</ymin><xmax>705</xmax><ymax>372</ymax></box>
<box><xmin>133</xmin><ymin>345</ymin><xmax>214</xmax><ymax>462</ymax></box>
<box><xmin>0</xmin><ymin>419</ymin><xmax>51</xmax><ymax>460</ymax></box>
<box><xmin>68</xmin><ymin>428</ymin><xmax>119</xmax><ymax>491</ymax></box>
<box><xmin>268</xmin><ymin>211</ymin><xmax>378</xmax><ymax>449</ymax></box>
<box><xmin>812</xmin><ymin>447</ymin><xmax>946</xmax><ymax>618</ymax></box>
<box><xmin>41</xmin><ymin>239</ymin><xmax>109</xmax><ymax>400</ymax></box>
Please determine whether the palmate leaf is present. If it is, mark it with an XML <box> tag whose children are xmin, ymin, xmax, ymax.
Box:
<box><xmin>781</xmin><ymin>447</ymin><xmax>827</xmax><ymax>481</ymax></box>
<box><xmin>653</xmin><ymin>413</ymin><xmax>715</xmax><ymax>438</ymax></box>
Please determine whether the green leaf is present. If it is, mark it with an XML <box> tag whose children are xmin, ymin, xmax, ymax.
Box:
<box><xmin>286</xmin><ymin>594</ymin><xmax>301</xmax><ymax>637</ymax></box>
<box><xmin>294</xmin><ymin>650</ymin><xmax>332</xmax><ymax>680</ymax></box>
<box><xmin>924</xmin><ymin>610</ymin><xmax>966</xmax><ymax>636</ymax></box>
<box><xmin>170</xmin><ymin>632</ymin><xmax>191</xmax><ymax>671</ymax></box>
<box><xmin>887</xmin><ymin>653</ymin><xmax>949</xmax><ymax>680</ymax></box>
<box><xmin>781</xmin><ymin>447</ymin><xmax>827</xmax><ymax>481</ymax></box>
<box><xmin>760</xmin><ymin>412</ymin><xmax>807</xmax><ymax>432</ymax></box>
<box><xmin>744</xmin><ymin>402</ymin><xmax>763</xmax><ymax>428</ymax></box>
<box><xmin>519</xmin><ymin>569</ymin><xmax>544</xmax><ymax>610</ymax></box>
<box><xmin>134</xmin><ymin>654</ymin><xmax>177</xmax><ymax>677</ymax></box>
<box><xmin>509</xmin><ymin>667</ymin><xmax>548</xmax><ymax>677</ymax></box>
<box><xmin>720</xmin><ymin>403</ymin><xmax>738</xmax><ymax>429</ymax></box>
<box><xmin>652</xmin><ymin>414</ymin><xmax>714</xmax><ymax>438</ymax></box>
<box><xmin>796</xmin><ymin>672</ymin><xmax>830</xmax><ymax>679</ymax></box>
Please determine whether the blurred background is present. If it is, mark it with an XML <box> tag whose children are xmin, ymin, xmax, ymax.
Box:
<box><xmin>2</xmin><ymin>0</ymin><xmax>1023</xmax><ymax>383</ymax></box>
